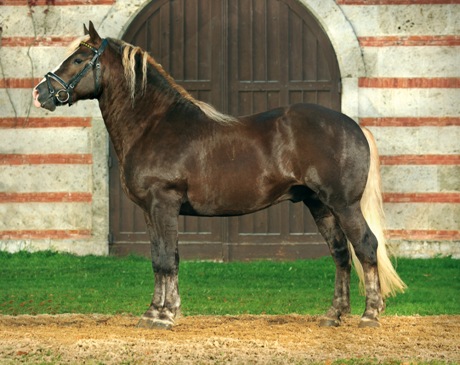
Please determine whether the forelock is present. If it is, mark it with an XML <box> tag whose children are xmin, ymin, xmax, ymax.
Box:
<box><xmin>66</xmin><ymin>35</ymin><xmax>91</xmax><ymax>56</ymax></box>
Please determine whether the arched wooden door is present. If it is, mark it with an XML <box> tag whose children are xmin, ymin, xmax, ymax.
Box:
<box><xmin>109</xmin><ymin>0</ymin><xmax>341</xmax><ymax>260</ymax></box>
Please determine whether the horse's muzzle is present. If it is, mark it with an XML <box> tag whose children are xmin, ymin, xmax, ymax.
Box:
<box><xmin>32</xmin><ymin>82</ymin><xmax>57</xmax><ymax>111</ymax></box>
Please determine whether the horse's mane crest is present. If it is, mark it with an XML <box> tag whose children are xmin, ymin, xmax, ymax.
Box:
<box><xmin>66</xmin><ymin>37</ymin><xmax>236</xmax><ymax>123</ymax></box>
<box><xmin>111</xmin><ymin>38</ymin><xmax>237</xmax><ymax>124</ymax></box>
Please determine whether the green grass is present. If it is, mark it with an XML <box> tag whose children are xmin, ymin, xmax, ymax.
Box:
<box><xmin>0</xmin><ymin>251</ymin><xmax>458</xmax><ymax>316</ymax></box>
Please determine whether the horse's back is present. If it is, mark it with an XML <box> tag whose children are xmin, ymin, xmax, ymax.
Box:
<box><xmin>241</xmin><ymin>103</ymin><xmax>369</xmax><ymax>167</ymax></box>
<box><xmin>242</xmin><ymin>103</ymin><xmax>365</xmax><ymax>145</ymax></box>
<box><xmin>280</xmin><ymin>103</ymin><xmax>364</xmax><ymax>142</ymax></box>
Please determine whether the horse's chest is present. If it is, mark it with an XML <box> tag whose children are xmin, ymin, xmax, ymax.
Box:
<box><xmin>118</xmin><ymin>165</ymin><xmax>142</xmax><ymax>205</ymax></box>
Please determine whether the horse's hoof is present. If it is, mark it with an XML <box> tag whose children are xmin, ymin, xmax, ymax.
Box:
<box><xmin>319</xmin><ymin>318</ymin><xmax>340</xmax><ymax>327</ymax></box>
<box><xmin>358</xmin><ymin>317</ymin><xmax>381</xmax><ymax>328</ymax></box>
<box><xmin>136</xmin><ymin>317</ymin><xmax>173</xmax><ymax>330</ymax></box>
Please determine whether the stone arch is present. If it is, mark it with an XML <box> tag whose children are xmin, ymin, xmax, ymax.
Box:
<box><xmin>104</xmin><ymin>0</ymin><xmax>365</xmax><ymax>120</ymax></box>
<box><xmin>296</xmin><ymin>0</ymin><xmax>365</xmax><ymax>120</ymax></box>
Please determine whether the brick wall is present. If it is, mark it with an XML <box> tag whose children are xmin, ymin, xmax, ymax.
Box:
<box><xmin>0</xmin><ymin>0</ymin><xmax>458</xmax><ymax>257</ymax></box>
<box><xmin>0</xmin><ymin>0</ymin><xmax>119</xmax><ymax>255</ymax></box>
<box><xmin>336</xmin><ymin>0</ymin><xmax>460</xmax><ymax>257</ymax></box>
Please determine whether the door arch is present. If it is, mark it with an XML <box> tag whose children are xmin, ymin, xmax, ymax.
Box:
<box><xmin>109</xmin><ymin>0</ymin><xmax>341</xmax><ymax>260</ymax></box>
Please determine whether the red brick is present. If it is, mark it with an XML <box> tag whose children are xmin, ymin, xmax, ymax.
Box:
<box><xmin>388</xmin><ymin>230</ymin><xmax>460</xmax><ymax>241</ymax></box>
<box><xmin>359</xmin><ymin>35</ymin><xmax>460</xmax><ymax>47</ymax></box>
<box><xmin>0</xmin><ymin>78</ymin><xmax>42</xmax><ymax>88</ymax></box>
<box><xmin>359</xmin><ymin>77</ymin><xmax>460</xmax><ymax>88</ymax></box>
<box><xmin>0</xmin><ymin>154</ymin><xmax>93</xmax><ymax>165</ymax></box>
<box><xmin>360</xmin><ymin>117</ymin><xmax>460</xmax><ymax>127</ymax></box>
<box><xmin>0</xmin><ymin>36</ymin><xmax>77</xmax><ymax>47</ymax></box>
<box><xmin>380</xmin><ymin>155</ymin><xmax>460</xmax><ymax>165</ymax></box>
<box><xmin>0</xmin><ymin>0</ymin><xmax>114</xmax><ymax>5</ymax></box>
<box><xmin>0</xmin><ymin>230</ymin><xmax>91</xmax><ymax>240</ymax></box>
<box><xmin>0</xmin><ymin>117</ymin><xmax>92</xmax><ymax>128</ymax></box>
<box><xmin>0</xmin><ymin>192</ymin><xmax>92</xmax><ymax>203</ymax></box>
<box><xmin>338</xmin><ymin>0</ymin><xmax>460</xmax><ymax>4</ymax></box>
<box><xmin>383</xmin><ymin>192</ymin><xmax>460</xmax><ymax>203</ymax></box>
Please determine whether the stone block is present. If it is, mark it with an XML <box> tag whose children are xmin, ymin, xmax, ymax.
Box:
<box><xmin>0</xmin><ymin>165</ymin><xmax>92</xmax><ymax>193</ymax></box>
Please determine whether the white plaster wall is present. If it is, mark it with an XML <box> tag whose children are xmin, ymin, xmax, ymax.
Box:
<box><xmin>362</xmin><ymin>47</ymin><xmax>460</xmax><ymax>78</ymax></box>
<box><xmin>386</xmin><ymin>203</ymin><xmax>459</xmax><ymax>238</ymax></box>
<box><xmin>297</xmin><ymin>0</ymin><xmax>365</xmax><ymax>121</ymax></box>
<box><xmin>1</xmin><ymin>128</ymin><xmax>91</xmax><ymax>154</ymax></box>
<box><xmin>340</xmin><ymin>5</ymin><xmax>460</xmax><ymax>36</ymax></box>
<box><xmin>0</xmin><ymin>165</ymin><xmax>92</xmax><ymax>192</ymax></box>
<box><xmin>382</xmin><ymin>165</ymin><xmax>460</xmax><ymax>193</ymax></box>
<box><xmin>0</xmin><ymin>0</ymin><xmax>458</xmax><ymax>257</ymax></box>
<box><xmin>369</xmin><ymin>126</ymin><xmax>460</xmax><ymax>155</ymax></box>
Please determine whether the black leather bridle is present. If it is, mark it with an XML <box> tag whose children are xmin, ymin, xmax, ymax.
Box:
<box><xmin>44</xmin><ymin>38</ymin><xmax>108</xmax><ymax>106</ymax></box>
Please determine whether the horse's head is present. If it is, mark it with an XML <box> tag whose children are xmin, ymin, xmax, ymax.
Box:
<box><xmin>33</xmin><ymin>22</ymin><xmax>108</xmax><ymax>111</ymax></box>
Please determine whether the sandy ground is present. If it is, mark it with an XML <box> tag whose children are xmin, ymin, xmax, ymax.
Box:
<box><xmin>0</xmin><ymin>314</ymin><xmax>459</xmax><ymax>364</ymax></box>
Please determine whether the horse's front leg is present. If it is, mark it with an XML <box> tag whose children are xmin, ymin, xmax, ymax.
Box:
<box><xmin>137</xmin><ymin>195</ymin><xmax>181</xmax><ymax>330</ymax></box>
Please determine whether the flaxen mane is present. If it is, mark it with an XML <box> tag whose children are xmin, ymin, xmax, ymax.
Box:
<box><xmin>114</xmin><ymin>38</ymin><xmax>238</xmax><ymax>124</ymax></box>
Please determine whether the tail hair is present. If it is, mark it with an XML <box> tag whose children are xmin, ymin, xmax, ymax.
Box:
<box><xmin>348</xmin><ymin>127</ymin><xmax>406</xmax><ymax>298</ymax></box>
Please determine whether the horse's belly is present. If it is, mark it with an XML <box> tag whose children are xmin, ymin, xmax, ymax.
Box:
<box><xmin>184</xmin><ymin>180</ymin><xmax>293</xmax><ymax>217</ymax></box>
<box><xmin>181</xmin><ymin>199</ymin><xmax>272</xmax><ymax>217</ymax></box>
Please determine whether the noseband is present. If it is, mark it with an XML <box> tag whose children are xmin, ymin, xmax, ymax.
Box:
<box><xmin>44</xmin><ymin>39</ymin><xmax>108</xmax><ymax>106</ymax></box>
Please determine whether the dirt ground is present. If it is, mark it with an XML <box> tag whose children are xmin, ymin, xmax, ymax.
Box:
<box><xmin>0</xmin><ymin>314</ymin><xmax>459</xmax><ymax>364</ymax></box>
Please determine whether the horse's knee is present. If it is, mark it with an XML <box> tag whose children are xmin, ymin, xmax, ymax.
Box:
<box><xmin>334</xmin><ymin>246</ymin><xmax>352</xmax><ymax>270</ymax></box>
<box><xmin>151</xmin><ymin>246</ymin><xmax>179</xmax><ymax>274</ymax></box>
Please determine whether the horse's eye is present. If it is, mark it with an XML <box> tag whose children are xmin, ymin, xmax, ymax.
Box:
<box><xmin>74</xmin><ymin>58</ymin><xmax>83</xmax><ymax>65</ymax></box>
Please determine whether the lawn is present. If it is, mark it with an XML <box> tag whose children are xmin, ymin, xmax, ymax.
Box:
<box><xmin>0</xmin><ymin>251</ymin><xmax>458</xmax><ymax>316</ymax></box>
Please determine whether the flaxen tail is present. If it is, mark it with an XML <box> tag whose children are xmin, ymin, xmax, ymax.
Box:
<box><xmin>349</xmin><ymin>127</ymin><xmax>406</xmax><ymax>298</ymax></box>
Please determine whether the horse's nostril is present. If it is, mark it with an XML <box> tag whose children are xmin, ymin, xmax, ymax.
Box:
<box><xmin>32</xmin><ymin>88</ymin><xmax>41</xmax><ymax>108</ymax></box>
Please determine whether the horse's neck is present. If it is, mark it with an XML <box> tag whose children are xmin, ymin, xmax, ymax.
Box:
<box><xmin>98</xmin><ymin>86</ymin><xmax>135</xmax><ymax>163</ymax></box>
<box><xmin>97</xmin><ymin>67</ymin><xmax>186</xmax><ymax>164</ymax></box>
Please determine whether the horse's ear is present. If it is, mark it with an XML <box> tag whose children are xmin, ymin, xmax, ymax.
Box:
<box><xmin>83</xmin><ymin>23</ymin><xmax>89</xmax><ymax>35</ymax></box>
<box><xmin>88</xmin><ymin>21</ymin><xmax>102</xmax><ymax>43</ymax></box>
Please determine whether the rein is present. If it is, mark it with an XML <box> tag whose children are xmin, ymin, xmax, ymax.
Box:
<box><xmin>44</xmin><ymin>38</ymin><xmax>108</xmax><ymax>106</ymax></box>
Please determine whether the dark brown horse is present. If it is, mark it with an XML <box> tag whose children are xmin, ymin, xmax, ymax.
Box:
<box><xmin>33</xmin><ymin>22</ymin><xmax>405</xmax><ymax>329</ymax></box>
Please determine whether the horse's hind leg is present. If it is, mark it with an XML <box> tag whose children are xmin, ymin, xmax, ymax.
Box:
<box><xmin>305</xmin><ymin>196</ymin><xmax>351</xmax><ymax>327</ymax></box>
<box><xmin>334</xmin><ymin>202</ymin><xmax>385</xmax><ymax>328</ymax></box>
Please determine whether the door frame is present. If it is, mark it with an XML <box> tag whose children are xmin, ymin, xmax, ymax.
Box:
<box><xmin>109</xmin><ymin>0</ymin><xmax>363</xmax><ymax>257</ymax></box>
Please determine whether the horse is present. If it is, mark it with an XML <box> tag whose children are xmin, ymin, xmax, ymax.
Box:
<box><xmin>33</xmin><ymin>22</ymin><xmax>405</xmax><ymax>329</ymax></box>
